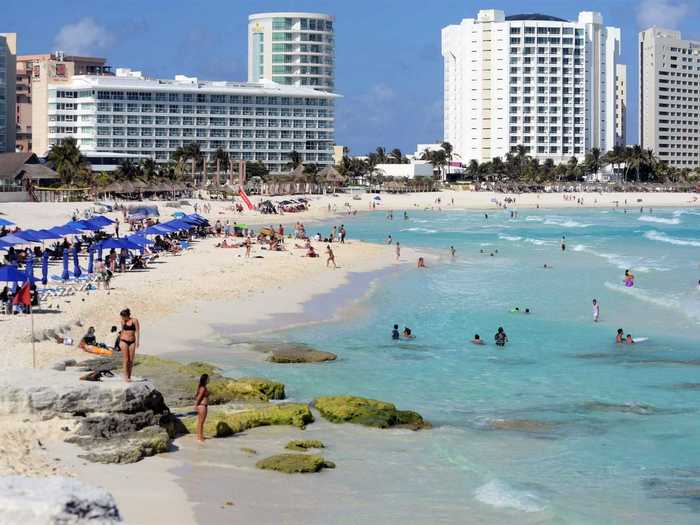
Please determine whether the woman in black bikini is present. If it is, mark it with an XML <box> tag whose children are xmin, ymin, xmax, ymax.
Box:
<box><xmin>195</xmin><ymin>374</ymin><xmax>209</xmax><ymax>443</ymax></box>
<box><xmin>119</xmin><ymin>308</ymin><xmax>140</xmax><ymax>382</ymax></box>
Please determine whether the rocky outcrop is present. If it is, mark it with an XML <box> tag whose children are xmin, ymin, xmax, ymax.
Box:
<box><xmin>0</xmin><ymin>368</ymin><xmax>173</xmax><ymax>464</ymax></box>
<box><xmin>285</xmin><ymin>439</ymin><xmax>325</xmax><ymax>451</ymax></box>
<box><xmin>0</xmin><ymin>475</ymin><xmax>122</xmax><ymax>523</ymax></box>
<box><xmin>314</xmin><ymin>396</ymin><xmax>430</xmax><ymax>430</ymax></box>
<box><xmin>252</xmin><ymin>342</ymin><xmax>337</xmax><ymax>364</ymax></box>
<box><xmin>255</xmin><ymin>454</ymin><xmax>335</xmax><ymax>474</ymax></box>
<box><xmin>74</xmin><ymin>426</ymin><xmax>171</xmax><ymax>464</ymax></box>
<box><xmin>181</xmin><ymin>403</ymin><xmax>314</xmax><ymax>439</ymax></box>
<box><xmin>208</xmin><ymin>377</ymin><xmax>285</xmax><ymax>403</ymax></box>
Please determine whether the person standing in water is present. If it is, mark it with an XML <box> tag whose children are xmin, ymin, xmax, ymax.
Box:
<box><xmin>494</xmin><ymin>327</ymin><xmax>508</xmax><ymax>346</ymax></box>
<box><xmin>592</xmin><ymin>299</ymin><xmax>600</xmax><ymax>323</ymax></box>
<box><xmin>396</xmin><ymin>242</ymin><xmax>401</xmax><ymax>261</ymax></box>
<box><xmin>471</xmin><ymin>334</ymin><xmax>485</xmax><ymax>345</ymax></box>
<box><xmin>195</xmin><ymin>374</ymin><xmax>209</xmax><ymax>443</ymax></box>
<box><xmin>392</xmin><ymin>324</ymin><xmax>400</xmax><ymax>340</ymax></box>
<box><xmin>450</xmin><ymin>246</ymin><xmax>456</xmax><ymax>258</ymax></box>
<box><xmin>615</xmin><ymin>328</ymin><xmax>625</xmax><ymax>344</ymax></box>
<box><xmin>561</xmin><ymin>236</ymin><xmax>566</xmax><ymax>251</ymax></box>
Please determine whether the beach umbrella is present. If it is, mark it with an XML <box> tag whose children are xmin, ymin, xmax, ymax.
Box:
<box><xmin>125</xmin><ymin>235</ymin><xmax>154</xmax><ymax>246</ymax></box>
<box><xmin>50</xmin><ymin>224</ymin><xmax>83</xmax><ymax>236</ymax></box>
<box><xmin>0</xmin><ymin>264</ymin><xmax>26</xmax><ymax>283</ymax></box>
<box><xmin>41</xmin><ymin>250</ymin><xmax>49</xmax><ymax>285</ymax></box>
<box><xmin>87</xmin><ymin>244</ymin><xmax>95</xmax><ymax>274</ymax></box>
<box><xmin>35</xmin><ymin>229</ymin><xmax>62</xmax><ymax>240</ymax></box>
<box><xmin>72</xmin><ymin>246</ymin><xmax>82</xmax><ymax>278</ymax></box>
<box><xmin>90</xmin><ymin>216</ymin><xmax>115</xmax><ymax>227</ymax></box>
<box><xmin>16</xmin><ymin>230</ymin><xmax>45</xmax><ymax>243</ymax></box>
<box><xmin>25</xmin><ymin>255</ymin><xmax>35</xmax><ymax>286</ymax></box>
<box><xmin>0</xmin><ymin>217</ymin><xmax>15</xmax><ymax>226</ymax></box>
<box><xmin>61</xmin><ymin>249</ymin><xmax>70</xmax><ymax>281</ymax></box>
<box><xmin>0</xmin><ymin>239</ymin><xmax>12</xmax><ymax>250</ymax></box>
<box><xmin>172</xmin><ymin>212</ymin><xmax>186</xmax><ymax>218</ymax></box>
<box><xmin>0</xmin><ymin>233</ymin><xmax>34</xmax><ymax>245</ymax></box>
<box><xmin>72</xmin><ymin>219</ymin><xmax>103</xmax><ymax>232</ymax></box>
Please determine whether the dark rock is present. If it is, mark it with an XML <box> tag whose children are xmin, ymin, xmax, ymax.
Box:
<box><xmin>77</xmin><ymin>426</ymin><xmax>171</xmax><ymax>464</ymax></box>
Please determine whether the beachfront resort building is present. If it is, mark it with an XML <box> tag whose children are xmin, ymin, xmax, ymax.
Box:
<box><xmin>33</xmin><ymin>71</ymin><xmax>337</xmax><ymax>173</ymax></box>
<box><xmin>248</xmin><ymin>12</ymin><xmax>335</xmax><ymax>92</ymax></box>
<box><xmin>615</xmin><ymin>64</ymin><xmax>627</xmax><ymax>145</ymax></box>
<box><xmin>442</xmin><ymin>10</ymin><xmax>621</xmax><ymax>164</ymax></box>
<box><xmin>639</xmin><ymin>27</ymin><xmax>700</xmax><ymax>168</ymax></box>
<box><xmin>0</xmin><ymin>33</ymin><xmax>17</xmax><ymax>153</ymax></box>
<box><xmin>16</xmin><ymin>52</ymin><xmax>111</xmax><ymax>152</ymax></box>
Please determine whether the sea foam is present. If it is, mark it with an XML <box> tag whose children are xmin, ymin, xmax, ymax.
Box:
<box><xmin>644</xmin><ymin>230</ymin><xmax>700</xmax><ymax>247</ymax></box>
<box><xmin>474</xmin><ymin>480</ymin><xmax>546</xmax><ymax>512</ymax></box>
<box><xmin>638</xmin><ymin>216</ymin><xmax>681</xmax><ymax>225</ymax></box>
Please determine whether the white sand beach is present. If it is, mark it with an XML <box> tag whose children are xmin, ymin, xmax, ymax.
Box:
<box><xmin>0</xmin><ymin>190</ymin><xmax>698</xmax><ymax>524</ymax></box>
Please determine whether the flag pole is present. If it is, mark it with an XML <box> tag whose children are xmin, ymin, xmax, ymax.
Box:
<box><xmin>30</xmin><ymin>301</ymin><xmax>36</xmax><ymax>369</ymax></box>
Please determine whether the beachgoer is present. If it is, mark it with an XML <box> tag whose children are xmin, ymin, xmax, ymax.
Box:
<box><xmin>195</xmin><ymin>374</ymin><xmax>209</xmax><ymax>443</ymax></box>
<box><xmin>615</xmin><ymin>328</ymin><xmax>624</xmax><ymax>344</ymax></box>
<box><xmin>592</xmin><ymin>299</ymin><xmax>600</xmax><ymax>322</ymax></box>
<box><xmin>326</xmin><ymin>244</ymin><xmax>336</xmax><ymax>269</ymax></box>
<box><xmin>392</xmin><ymin>324</ymin><xmax>400</xmax><ymax>340</ymax></box>
<box><xmin>339</xmin><ymin>225</ymin><xmax>346</xmax><ymax>244</ymax></box>
<box><xmin>471</xmin><ymin>334</ymin><xmax>485</xmax><ymax>345</ymax></box>
<box><xmin>450</xmin><ymin>246</ymin><xmax>456</xmax><ymax>258</ymax></box>
<box><xmin>402</xmin><ymin>327</ymin><xmax>415</xmax><ymax>339</ymax></box>
<box><xmin>417</xmin><ymin>257</ymin><xmax>426</xmax><ymax>268</ymax></box>
<box><xmin>494</xmin><ymin>327</ymin><xmax>508</xmax><ymax>346</ymax></box>
<box><xmin>396</xmin><ymin>242</ymin><xmax>401</xmax><ymax>261</ymax></box>
<box><xmin>244</xmin><ymin>236</ymin><xmax>252</xmax><ymax>257</ymax></box>
<box><xmin>386</xmin><ymin>235</ymin><xmax>393</xmax><ymax>245</ymax></box>
<box><xmin>524</xmin><ymin>308</ymin><xmax>530</xmax><ymax>314</ymax></box>
<box><xmin>119</xmin><ymin>308</ymin><xmax>140</xmax><ymax>382</ymax></box>
<box><xmin>561</xmin><ymin>236</ymin><xmax>566</xmax><ymax>251</ymax></box>
<box><xmin>404</xmin><ymin>211</ymin><xmax>408</xmax><ymax>220</ymax></box>
<box><xmin>625</xmin><ymin>334</ymin><xmax>635</xmax><ymax>344</ymax></box>
<box><xmin>624</xmin><ymin>269</ymin><xmax>635</xmax><ymax>287</ymax></box>
<box><xmin>79</xmin><ymin>326</ymin><xmax>97</xmax><ymax>350</ymax></box>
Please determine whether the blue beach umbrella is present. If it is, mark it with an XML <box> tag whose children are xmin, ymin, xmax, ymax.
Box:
<box><xmin>41</xmin><ymin>250</ymin><xmax>49</xmax><ymax>285</ymax></box>
<box><xmin>0</xmin><ymin>233</ymin><xmax>33</xmax><ymax>246</ymax></box>
<box><xmin>16</xmin><ymin>230</ymin><xmax>45</xmax><ymax>242</ymax></box>
<box><xmin>72</xmin><ymin>246</ymin><xmax>82</xmax><ymax>278</ymax></box>
<box><xmin>87</xmin><ymin>245</ymin><xmax>95</xmax><ymax>274</ymax></box>
<box><xmin>61</xmin><ymin>249</ymin><xmax>70</xmax><ymax>281</ymax></box>
<box><xmin>35</xmin><ymin>229</ymin><xmax>62</xmax><ymax>240</ymax></box>
<box><xmin>0</xmin><ymin>264</ymin><xmax>26</xmax><ymax>283</ymax></box>
<box><xmin>0</xmin><ymin>239</ymin><xmax>12</xmax><ymax>250</ymax></box>
<box><xmin>90</xmin><ymin>216</ymin><xmax>114</xmax><ymax>227</ymax></box>
<box><xmin>0</xmin><ymin>217</ymin><xmax>15</xmax><ymax>226</ymax></box>
<box><xmin>25</xmin><ymin>256</ymin><xmax>35</xmax><ymax>286</ymax></box>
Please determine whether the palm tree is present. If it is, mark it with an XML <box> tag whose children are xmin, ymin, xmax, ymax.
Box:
<box><xmin>181</xmin><ymin>142</ymin><xmax>202</xmax><ymax>185</ymax></box>
<box><xmin>643</xmin><ymin>149</ymin><xmax>658</xmax><ymax>182</ymax></box>
<box><xmin>584</xmin><ymin>147</ymin><xmax>606</xmax><ymax>179</ymax></box>
<box><xmin>286</xmin><ymin>150</ymin><xmax>303</xmax><ymax>170</ymax></box>
<box><xmin>375</xmin><ymin>147</ymin><xmax>388</xmax><ymax>164</ymax></box>
<box><xmin>47</xmin><ymin>137</ymin><xmax>89</xmax><ymax>186</ymax></box>
<box><xmin>390</xmin><ymin>148</ymin><xmax>403</xmax><ymax>164</ymax></box>
<box><xmin>467</xmin><ymin>159</ymin><xmax>480</xmax><ymax>181</ymax></box>
<box><xmin>213</xmin><ymin>148</ymin><xmax>230</xmax><ymax>186</ymax></box>
<box><xmin>625</xmin><ymin>145</ymin><xmax>644</xmax><ymax>183</ymax></box>
<box><xmin>141</xmin><ymin>158</ymin><xmax>157</xmax><ymax>182</ymax></box>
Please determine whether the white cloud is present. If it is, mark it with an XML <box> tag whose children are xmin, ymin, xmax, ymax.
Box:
<box><xmin>637</xmin><ymin>0</ymin><xmax>692</xmax><ymax>29</ymax></box>
<box><xmin>53</xmin><ymin>18</ymin><xmax>115</xmax><ymax>55</ymax></box>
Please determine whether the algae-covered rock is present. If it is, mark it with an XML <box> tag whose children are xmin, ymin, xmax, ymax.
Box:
<box><xmin>131</xmin><ymin>355</ymin><xmax>284</xmax><ymax>407</ymax></box>
<box><xmin>255</xmin><ymin>453</ymin><xmax>335</xmax><ymax>473</ymax></box>
<box><xmin>268</xmin><ymin>348</ymin><xmax>337</xmax><ymax>364</ymax></box>
<box><xmin>77</xmin><ymin>426</ymin><xmax>171</xmax><ymax>464</ymax></box>
<box><xmin>314</xmin><ymin>396</ymin><xmax>429</xmax><ymax>430</ymax></box>
<box><xmin>181</xmin><ymin>403</ymin><xmax>313</xmax><ymax>438</ymax></box>
<box><xmin>207</xmin><ymin>377</ymin><xmax>285</xmax><ymax>404</ymax></box>
<box><xmin>240</xmin><ymin>447</ymin><xmax>257</xmax><ymax>455</ymax></box>
<box><xmin>285</xmin><ymin>439</ymin><xmax>325</xmax><ymax>451</ymax></box>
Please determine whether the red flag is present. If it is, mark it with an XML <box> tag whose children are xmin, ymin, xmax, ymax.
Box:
<box><xmin>12</xmin><ymin>282</ymin><xmax>31</xmax><ymax>307</ymax></box>
<box><xmin>239</xmin><ymin>189</ymin><xmax>254</xmax><ymax>210</ymax></box>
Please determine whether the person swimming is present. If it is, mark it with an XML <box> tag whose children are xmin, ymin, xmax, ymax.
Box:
<box><xmin>392</xmin><ymin>324</ymin><xmax>400</xmax><ymax>340</ymax></box>
<box><xmin>510</xmin><ymin>307</ymin><xmax>521</xmax><ymax>313</ymax></box>
<box><xmin>471</xmin><ymin>334</ymin><xmax>484</xmax><ymax>345</ymax></box>
<box><xmin>615</xmin><ymin>328</ymin><xmax>624</xmax><ymax>344</ymax></box>
<box><xmin>402</xmin><ymin>327</ymin><xmax>415</xmax><ymax>339</ymax></box>
<box><xmin>624</xmin><ymin>269</ymin><xmax>635</xmax><ymax>287</ymax></box>
<box><xmin>625</xmin><ymin>334</ymin><xmax>635</xmax><ymax>344</ymax></box>
<box><xmin>417</xmin><ymin>257</ymin><xmax>426</xmax><ymax>268</ymax></box>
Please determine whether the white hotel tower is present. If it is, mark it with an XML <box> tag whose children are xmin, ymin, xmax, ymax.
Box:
<box><xmin>442</xmin><ymin>10</ymin><xmax>622</xmax><ymax>164</ymax></box>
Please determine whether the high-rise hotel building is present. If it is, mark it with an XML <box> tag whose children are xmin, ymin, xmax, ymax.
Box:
<box><xmin>0</xmin><ymin>33</ymin><xmax>17</xmax><ymax>153</ymax></box>
<box><xmin>248</xmin><ymin>12</ymin><xmax>335</xmax><ymax>92</ymax></box>
<box><xmin>442</xmin><ymin>10</ymin><xmax>621</xmax><ymax>164</ymax></box>
<box><xmin>639</xmin><ymin>28</ymin><xmax>700</xmax><ymax>168</ymax></box>
<box><xmin>35</xmin><ymin>72</ymin><xmax>337</xmax><ymax>173</ymax></box>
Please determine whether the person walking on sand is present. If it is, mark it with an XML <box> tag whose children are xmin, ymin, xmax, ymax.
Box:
<box><xmin>119</xmin><ymin>308</ymin><xmax>140</xmax><ymax>382</ymax></box>
<box><xmin>244</xmin><ymin>236</ymin><xmax>251</xmax><ymax>257</ymax></box>
<box><xmin>592</xmin><ymin>299</ymin><xmax>600</xmax><ymax>323</ymax></box>
<box><xmin>195</xmin><ymin>374</ymin><xmax>209</xmax><ymax>443</ymax></box>
<box><xmin>396</xmin><ymin>242</ymin><xmax>401</xmax><ymax>261</ymax></box>
<box><xmin>326</xmin><ymin>244</ymin><xmax>336</xmax><ymax>269</ymax></box>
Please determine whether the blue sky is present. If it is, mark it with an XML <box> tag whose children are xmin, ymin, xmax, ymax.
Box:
<box><xmin>4</xmin><ymin>0</ymin><xmax>699</xmax><ymax>155</ymax></box>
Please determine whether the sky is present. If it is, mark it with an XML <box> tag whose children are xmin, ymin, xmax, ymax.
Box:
<box><xmin>4</xmin><ymin>0</ymin><xmax>699</xmax><ymax>156</ymax></box>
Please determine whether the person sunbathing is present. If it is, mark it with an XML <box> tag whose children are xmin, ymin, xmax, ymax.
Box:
<box><xmin>306</xmin><ymin>246</ymin><xmax>319</xmax><ymax>258</ymax></box>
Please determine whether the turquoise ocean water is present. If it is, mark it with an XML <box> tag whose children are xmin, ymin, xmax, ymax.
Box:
<box><xmin>221</xmin><ymin>207</ymin><xmax>700</xmax><ymax>523</ymax></box>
